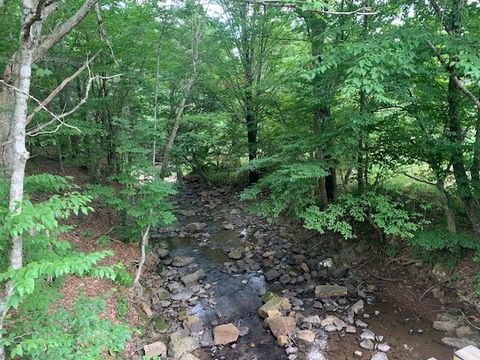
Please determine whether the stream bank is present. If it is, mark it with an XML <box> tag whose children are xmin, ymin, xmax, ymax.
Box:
<box><xmin>136</xmin><ymin>180</ymin><xmax>473</xmax><ymax>360</ymax></box>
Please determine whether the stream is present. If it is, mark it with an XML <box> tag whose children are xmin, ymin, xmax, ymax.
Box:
<box><xmin>145</xmin><ymin>183</ymin><xmax>455</xmax><ymax>360</ymax></box>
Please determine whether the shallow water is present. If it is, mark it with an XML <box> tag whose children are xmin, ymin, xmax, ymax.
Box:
<box><xmin>164</xmin><ymin>228</ymin><xmax>288</xmax><ymax>359</ymax></box>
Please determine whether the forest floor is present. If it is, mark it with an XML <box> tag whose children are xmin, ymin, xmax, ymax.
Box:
<box><xmin>31</xmin><ymin>161</ymin><xmax>480</xmax><ymax>359</ymax></box>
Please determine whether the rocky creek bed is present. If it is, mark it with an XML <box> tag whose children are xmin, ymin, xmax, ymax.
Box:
<box><xmin>135</xmin><ymin>181</ymin><xmax>478</xmax><ymax>360</ymax></box>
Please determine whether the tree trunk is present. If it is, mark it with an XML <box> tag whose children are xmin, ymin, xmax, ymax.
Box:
<box><xmin>0</xmin><ymin>16</ymin><xmax>35</xmax><ymax>359</ymax></box>
<box><xmin>447</xmin><ymin>75</ymin><xmax>480</xmax><ymax>234</ymax></box>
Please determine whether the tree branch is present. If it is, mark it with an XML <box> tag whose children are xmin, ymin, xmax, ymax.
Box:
<box><xmin>427</xmin><ymin>40</ymin><xmax>480</xmax><ymax>111</ymax></box>
<box><xmin>27</xmin><ymin>51</ymin><xmax>100</xmax><ymax>124</ymax></box>
<box><xmin>94</xmin><ymin>3</ymin><xmax>118</xmax><ymax>65</ymax></box>
<box><xmin>33</xmin><ymin>0</ymin><xmax>99</xmax><ymax>62</ymax></box>
<box><xmin>245</xmin><ymin>0</ymin><xmax>378</xmax><ymax>15</ymax></box>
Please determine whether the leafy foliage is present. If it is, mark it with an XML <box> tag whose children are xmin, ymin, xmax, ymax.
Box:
<box><xmin>302</xmin><ymin>193</ymin><xmax>425</xmax><ymax>240</ymax></box>
<box><xmin>5</xmin><ymin>295</ymin><xmax>131</xmax><ymax>359</ymax></box>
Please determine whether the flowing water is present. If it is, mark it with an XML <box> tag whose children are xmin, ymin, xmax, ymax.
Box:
<box><xmin>151</xmin><ymin>186</ymin><xmax>455</xmax><ymax>360</ymax></box>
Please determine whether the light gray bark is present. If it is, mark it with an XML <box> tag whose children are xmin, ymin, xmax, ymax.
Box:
<box><xmin>0</xmin><ymin>0</ymin><xmax>99</xmax><ymax>177</ymax></box>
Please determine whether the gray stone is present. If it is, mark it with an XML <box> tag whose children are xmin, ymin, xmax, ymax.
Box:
<box><xmin>351</xmin><ymin>299</ymin><xmax>364</xmax><ymax>314</ymax></box>
<box><xmin>315</xmin><ymin>284</ymin><xmax>348</xmax><ymax>299</ymax></box>
<box><xmin>144</xmin><ymin>341</ymin><xmax>167</xmax><ymax>358</ymax></box>
<box><xmin>181</xmin><ymin>269</ymin><xmax>206</xmax><ymax>286</ymax></box>
<box><xmin>172</xmin><ymin>256</ymin><xmax>195</xmax><ymax>267</ymax></box>
<box><xmin>441</xmin><ymin>337</ymin><xmax>478</xmax><ymax>349</ymax></box>
<box><xmin>360</xmin><ymin>339</ymin><xmax>375</xmax><ymax>350</ymax></box>
<box><xmin>168</xmin><ymin>330</ymin><xmax>199</xmax><ymax>359</ymax></box>
<box><xmin>185</xmin><ymin>222</ymin><xmax>207</xmax><ymax>232</ymax></box>
<box><xmin>228</xmin><ymin>248</ymin><xmax>243</xmax><ymax>260</ymax></box>
<box><xmin>265</xmin><ymin>269</ymin><xmax>281</xmax><ymax>281</ymax></box>
<box><xmin>157</xmin><ymin>288</ymin><xmax>172</xmax><ymax>300</ymax></box>
<box><xmin>171</xmin><ymin>289</ymin><xmax>194</xmax><ymax>301</ymax></box>
<box><xmin>155</xmin><ymin>247</ymin><xmax>170</xmax><ymax>258</ymax></box>
<box><xmin>433</xmin><ymin>320</ymin><xmax>459</xmax><ymax>332</ymax></box>
<box><xmin>377</xmin><ymin>343</ymin><xmax>390</xmax><ymax>352</ymax></box>
<box><xmin>371</xmin><ymin>352</ymin><xmax>388</xmax><ymax>360</ymax></box>
<box><xmin>360</xmin><ymin>329</ymin><xmax>375</xmax><ymax>340</ymax></box>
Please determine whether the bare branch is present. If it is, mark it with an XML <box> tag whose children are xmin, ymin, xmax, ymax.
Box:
<box><xmin>27</xmin><ymin>67</ymin><xmax>122</xmax><ymax>136</ymax></box>
<box><xmin>27</xmin><ymin>51</ymin><xmax>100</xmax><ymax>124</ymax></box>
<box><xmin>0</xmin><ymin>80</ymin><xmax>82</xmax><ymax>135</ymax></box>
<box><xmin>34</xmin><ymin>0</ymin><xmax>99</xmax><ymax>62</ymax></box>
<box><xmin>94</xmin><ymin>3</ymin><xmax>119</xmax><ymax>66</ymax></box>
<box><xmin>245</xmin><ymin>0</ymin><xmax>378</xmax><ymax>15</ymax></box>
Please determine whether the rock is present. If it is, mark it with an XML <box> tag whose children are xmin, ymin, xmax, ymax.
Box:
<box><xmin>144</xmin><ymin>341</ymin><xmax>167</xmax><ymax>358</ymax></box>
<box><xmin>269</xmin><ymin>317</ymin><xmax>296</xmax><ymax>338</ymax></box>
<box><xmin>356</xmin><ymin>319</ymin><xmax>368</xmax><ymax>328</ymax></box>
<box><xmin>371</xmin><ymin>352</ymin><xmax>388</xmax><ymax>360</ymax></box>
<box><xmin>324</xmin><ymin>324</ymin><xmax>337</xmax><ymax>332</ymax></box>
<box><xmin>266</xmin><ymin>309</ymin><xmax>282</xmax><ymax>318</ymax></box>
<box><xmin>456</xmin><ymin>326</ymin><xmax>475</xmax><ymax>338</ymax></box>
<box><xmin>213</xmin><ymin>323</ymin><xmax>240</xmax><ymax>345</ymax></box>
<box><xmin>360</xmin><ymin>339</ymin><xmax>375</xmax><ymax>350</ymax></box>
<box><xmin>262</xmin><ymin>292</ymin><xmax>277</xmax><ymax>303</ymax></box>
<box><xmin>185</xmin><ymin>222</ymin><xmax>207</xmax><ymax>232</ymax></box>
<box><xmin>346</xmin><ymin>325</ymin><xmax>357</xmax><ymax>333</ymax></box>
<box><xmin>301</xmin><ymin>263</ymin><xmax>310</xmax><ymax>273</ymax></box>
<box><xmin>377</xmin><ymin>343</ymin><xmax>390</xmax><ymax>352</ymax></box>
<box><xmin>297</xmin><ymin>330</ymin><xmax>315</xmax><ymax>343</ymax></box>
<box><xmin>155</xmin><ymin>247</ymin><xmax>170</xmax><ymax>258</ymax></box>
<box><xmin>179</xmin><ymin>354</ymin><xmax>200</xmax><ymax>360</ymax></box>
<box><xmin>354</xmin><ymin>351</ymin><xmax>363</xmax><ymax>357</ymax></box>
<box><xmin>360</xmin><ymin>329</ymin><xmax>375</xmax><ymax>340</ymax></box>
<box><xmin>224</xmin><ymin>222</ymin><xmax>235</xmax><ymax>230</ymax></box>
<box><xmin>330</xmin><ymin>266</ymin><xmax>348</xmax><ymax>279</ymax></box>
<box><xmin>141</xmin><ymin>301</ymin><xmax>153</xmax><ymax>317</ymax></box>
<box><xmin>153</xmin><ymin>316</ymin><xmax>169</xmax><ymax>332</ymax></box>
<box><xmin>157</xmin><ymin>287</ymin><xmax>172</xmax><ymax>300</ymax></box>
<box><xmin>433</xmin><ymin>320</ymin><xmax>459</xmax><ymax>332</ymax></box>
<box><xmin>277</xmin><ymin>335</ymin><xmax>289</xmax><ymax>347</ymax></box>
<box><xmin>351</xmin><ymin>299</ymin><xmax>364</xmax><ymax>314</ymax></box>
<box><xmin>265</xmin><ymin>269</ymin><xmax>281</xmax><ymax>281</ymax></box>
<box><xmin>168</xmin><ymin>330</ymin><xmax>199</xmax><ymax>359</ymax></box>
<box><xmin>441</xmin><ymin>337</ymin><xmax>478</xmax><ymax>349</ymax></box>
<box><xmin>181</xmin><ymin>269</ymin><xmax>206</xmax><ymax>286</ymax></box>
<box><xmin>303</xmin><ymin>315</ymin><xmax>322</xmax><ymax>325</ymax></box>
<box><xmin>228</xmin><ymin>249</ymin><xmax>243</xmax><ymax>260</ymax></box>
<box><xmin>432</xmin><ymin>263</ymin><xmax>451</xmax><ymax>282</ymax></box>
<box><xmin>259</xmin><ymin>297</ymin><xmax>291</xmax><ymax>318</ymax></box>
<box><xmin>172</xmin><ymin>256</ymin><xmax>195</xmax><ymax>267</ymax></box>
<box><xmin>315</xmin><ymin>284</ymin><xmax>348</xmax><ymax>299</ymax></box>
<box><xmin>171</xmin><ymin>289</ymin><xmax>194</xmax><ymax>301</ymax></box>
<box><xmin>239</xmin><ymin>326</ymin><xmax>250</xmax><ymax>336</ymax></box>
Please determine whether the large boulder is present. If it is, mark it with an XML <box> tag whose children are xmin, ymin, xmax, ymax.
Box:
<box><xmin>213</xmin><ymin>323</ymin><xmax>240</xmax><ymax>345</ymax></box>
<box><xmin>315</xmin><ymin>284</ymin><xmax>348</xmax><ymax>299</ymax></box>
<box><xmin>259</xmin><ymin>297</ymin><xmax>291</xmax><ymax>318</ymax></box>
